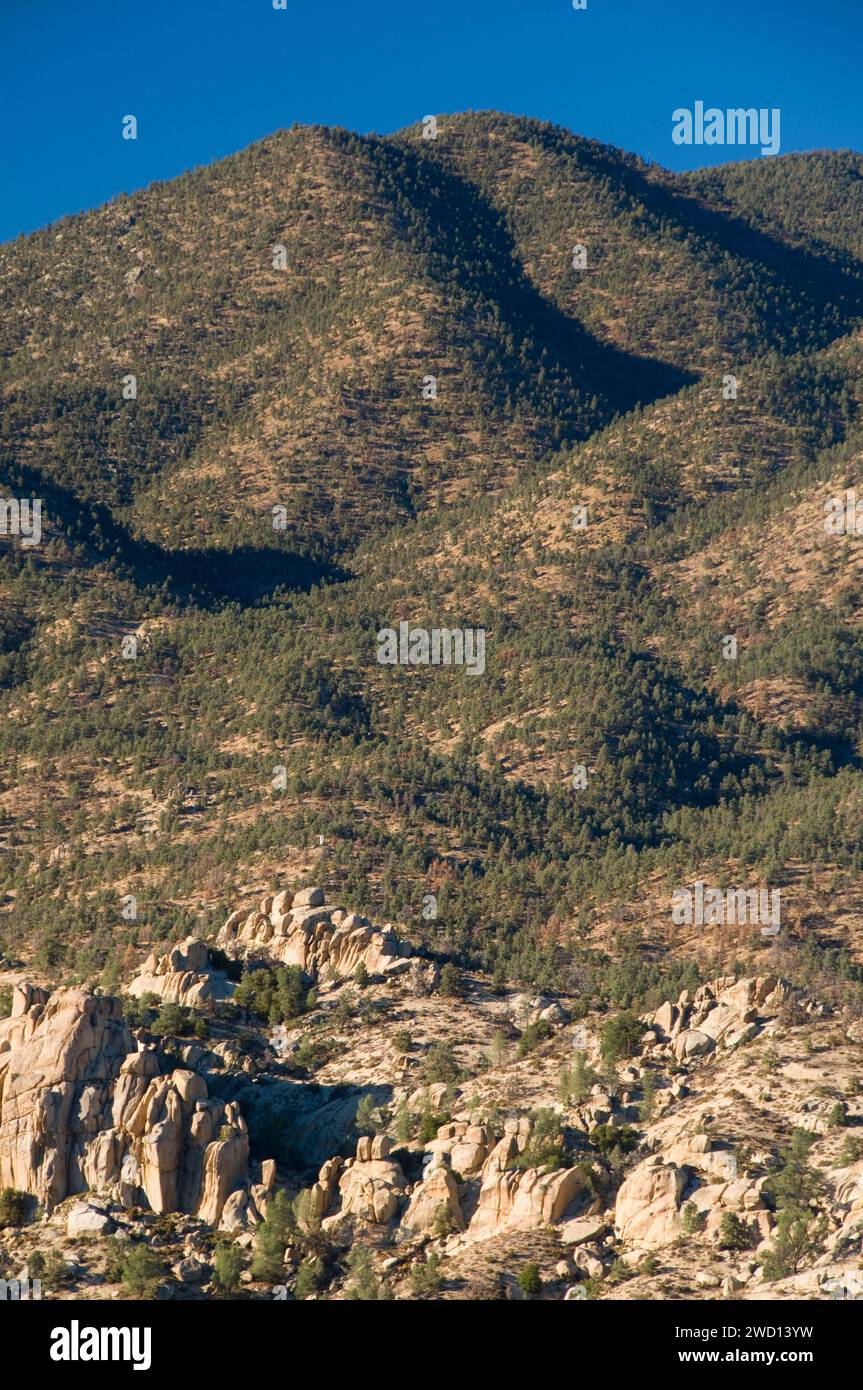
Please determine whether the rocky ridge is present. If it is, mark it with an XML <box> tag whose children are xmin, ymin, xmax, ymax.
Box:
<box><xmin>1</xmin><ymin>886</ymin><xmax>862</xmax><ymax>1302</ymax></box>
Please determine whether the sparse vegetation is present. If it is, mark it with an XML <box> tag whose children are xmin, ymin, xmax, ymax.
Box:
<box><xmin>2</xmin><ymin>109</ymin><xmax>863</xmax><ymax>1314</ymax></box>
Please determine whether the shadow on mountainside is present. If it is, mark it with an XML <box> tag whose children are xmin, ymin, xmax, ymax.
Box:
<box><xmin>0</xmin><ymin>456</ymin><xmax>349</xmax><ymax>606</ymax></box>
<box><xmin>355</xmin><ymin>130</ymin><xmax>697</xmax><ymax>431</ymax></box>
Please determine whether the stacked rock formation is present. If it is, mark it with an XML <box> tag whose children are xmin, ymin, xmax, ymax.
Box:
<box><xmin>307</xmin><ymin>1114</ymin><xmax>588</xmax><ymax>1242</ymax></box>
<box><xmin>127</xmin><ymin>937</ymin><xmax>235</xmax><ymax>1008</ymax></box>
<box><xmin>0</xmin><ymin>984</ymin><xmax>251</xmax><ymax>1223</ymax></box>
<box><xmin>640</xmin><ymin>975</ymin><xmax>793</xmax><ymax>1059</ymax></box>
<box><xmin>611</xmin><ymin>975</ymin><xmax>806</xmax><ymax>1251</ymax></box>
<box><xmin>217</xmin><ymin>886</ymin><xmax>414</xmax><ymax>980</ymax></box>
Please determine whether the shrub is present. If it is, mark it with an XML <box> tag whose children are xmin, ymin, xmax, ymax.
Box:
<box><xmin>599</xmin><ymin>1011</ymin><xmax>643</xmax><ymax>1064</ymax></box>
<box><xmin>516</xmin><ymin>1020</ymin><xmax>553</xmax><ymax>1057</ymax></box>
<box><xmin>395</xmin><ymin>1100</ymin><xmax>412</xmax><ymax>1143</ymax></box>
<box><xmin>295</xmin><ymin>1256</ymin><xmax>325</xmax><ymax>1299</ymax></box>
<box><xmin>590</xmin><ymin>1124</ymin><xmax>639</xmax><ymax>1159</ymax></box>
<box><xmin>292</xmin><ymin>1187</ymin><xmax>323</xmax><ymax>1237</ymax></box>
<box><xmin>103</xmin><ymin>1236</ymin><xmax>128</xmax><ymax>1284</ymax></box>
<box><xmin>511</xmin><ymin>1108</ymin><xmax>565</xmax><ymax>1170</ymax></box>
<box><xmin>839</xmin><ymin>1134</ymin><xmax>863</xmax><ymax>1165</ymax></box>
<box><xmin>487</xmin><ymin>1029</ymin><xmax>510</xmax><ymax>1067</ymax></box>
<box><xmin>718</xmin><ymin>1212</ymin><xmax>752</xmax><ymax>1251</ymax></box>
<box><xmin>410</xmin><ymin>1251</ymin><xmax>443</xmax><ymax>1297</ymax></box>
<box><xmin>763</xmin><ymin>1128</ymin><xmax>823</xmax><ymax>1209</ymax></box>
<box><xmin>42</xmin><ymin>1250</ymin><xmax>72</xmax><ymax>1291</ymax></box>
<box><xmin>605</xmin><ymin>1258</ymin><xmax>636</xmax><ymax>1285</ymax></box>
<box><xmin>294</xmin><ymin>1035</ymin><xmax>329</xmax><ymax>1071</ymax></box>
<box><xmin>213</xmin><ymin>1240</ymin><xmax>245</xmax><ymax>1292</ymax></box>
<box><xmin>419</xmin><ymin>1105</ymin><xmax>447</xmax><ymax>1143</ymax></box>
<box><xmin>251</xmin><ymin>1190</ymin><xmax>296</xmax><ymax>1282</ymax></box>
<box><xmin>123</xmin><ymin>992</ymin><xmax>159</xmax><ymax>1028</ymax></box>
<box><xmin>151</xmin><ymin>1002</ymin><xmax>198</xmax><ymax>1038</ymax></box>
<box><xmin>332</xmin><ymin>990</ymin><xmax>357</xmax><ymax>1030</ymax></box>
<box><xmin>568</xmin><ymin>1050</ymin><xmax>598</xmax><ymax>1102</ymax></box>
<box><xmin>639</xmin><ymin>1070</ymin><xmax>658</xmax><ymax>1122</ymax></box>
<box><xmin>0</xmin><ymin>1188</ymin><xmax>30</xmax><ymax>1228</ymax></box>
<box><xmin>354</xmin><ymin>962</ymin><xmax>370</xmax><ymax>990</ymax></box>
<box><xmin>439</xmin><ymin>963</ymin><xmax>466</xmax><ymax>998</ymax></box>
<box><xmin>234</xmin><ymin>965</ymin><xmax>309</xmax><ymax>1024</ymax></box>
<box><xmin>355</xmin><ymin>1093</ymin><xmax>380</xmax><ymax>1135</ymax></box>
<box><xmin>120</xmin><ymin>1245</ymin><xmax>165</xmax><ymax>1298</ymax></box>
<box><xmin>517</xmin><ymin>1262</ymin><xmax>542</xmax><ymax>1296</ymax></box>
<box><xmin>433</xmin><ymin>1203</ymin><xmax>454</xmax><ymax>1238</ymax></box>
<box><xmin>681</xmin><ymin>1201</ymin><xmax>706</xmax><ymax>1236</ymax></box>
<box><xmin>422</xmin><ymin>1042</ymin><xmax>460</xmax><ymax>1085</ymax></box>
<box><xmin>761</xmin><ymin>1209</ymin><xmax>828</xmax><ymax>1281</ymax></box>
<box><xmin>344</xmin><ymin>1246</ymin><xmax>384</xmax><ymax>1301</ymax></box>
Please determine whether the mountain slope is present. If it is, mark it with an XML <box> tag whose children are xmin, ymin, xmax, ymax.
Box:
<box><xmin>1</xmin><ymin>114</ymin><xmax>863</xmax><ymax>1013</ymax></box>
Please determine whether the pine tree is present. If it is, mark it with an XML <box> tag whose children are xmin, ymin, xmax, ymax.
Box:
<box><xmin>213</xmin><ymin>1240</ymin><xmax>245</xmax><ymax>1292</ymax></box>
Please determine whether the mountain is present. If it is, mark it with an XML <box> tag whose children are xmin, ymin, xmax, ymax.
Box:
<box><xmin>2</xmin><ymin>113</ymin><xmax>863</xmax><ymax>1302</ymax></box>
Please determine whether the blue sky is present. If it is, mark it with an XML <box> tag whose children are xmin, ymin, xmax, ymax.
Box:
<box><xmin>2</xmin><ymin>0</ymin><xmax>861</xmax><ymax>243</ymax></box>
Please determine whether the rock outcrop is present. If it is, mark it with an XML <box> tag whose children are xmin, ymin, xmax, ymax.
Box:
<box><xmin>307</xmin><ymin>1116</ymin><xmax>588</xmax><ymax>1242</ymax></box>
<box><xmin>337</xmin><ymin>1147</ymin><xmax>407</xmax><ymax>1224</ymax></box>
<box><xmin>314</xmin><ymin>1136</ymin><xmax>408</xmax><ymax>1227</ymax></box>
<box><xmin>217</xmin><ymin>888</ymin><xmax>414</xmax><ymax>981</ymax></box>
<box><xmin>615</xmin><ymin>1158</ymin><xmax>687</xmax><ymax>1247</ymax></box>
<box><xmin>0</xmin><ymin>986</ymin><xmax>132</xmax><ymax>1208</ymax></box>
<box><xmin>645</xmin><ymin>976</ymin><xmax>790</xmax><ymax>1058</ymax></box>
<box><xmin>423</xmin><ymin>1120</ymin><xmax>495</xmax><ymax>1176</ymax></box>
<box><xmin>402</xmin><ymin>1157</ymin><xmax>465</xmax><ymax>1235</ymax></box>
<box><xmin>468</xmin><ymin>1134</ymin><xmax>585</xmax><ymax>1236</ymax></box>
<box><xmin>1</xmin><ymin>912</ymin><xmax>856</xmax><ymax>1307</ymax></box>
<box><xmin>0</xmin><ymin>984</ymin><xmax>251</xmax><ymax>1224</ymax></box>
<box><xmin>127</xmin><ymin>937</ymin><xmax>234</xmax><ymax>1008</ymax></box>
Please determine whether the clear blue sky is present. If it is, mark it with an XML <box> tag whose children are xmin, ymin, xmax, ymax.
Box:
<box><xmin>2</xmin><ymin>0</ymin><xmax>861</xmax><ymax>243</ymax></box>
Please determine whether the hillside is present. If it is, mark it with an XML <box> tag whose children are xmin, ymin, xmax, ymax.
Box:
<box><xmin>2</xmin><ymin>114</ymin><xmax>863</xmax><ymax>1303</ymax></box>
<box><xmin>2</xmin><ymin>887</ymin><xmax>863</xmax><ymax>1304</ymax></box>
